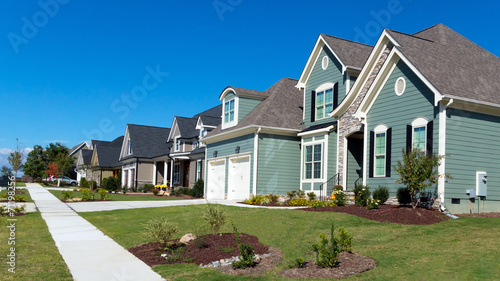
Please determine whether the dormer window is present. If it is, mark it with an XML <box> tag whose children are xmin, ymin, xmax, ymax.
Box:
<box><xmin>174</xmin><ymin>137</ymin><xmax>180</xmax><ymax>152</ymax></box>
<box><xmin>312</xmin><ymin>83</ymin><xmax>338</xmax><ymax>122</ymax></box>
<box><xmin>224</xmin><ymin>99</ymin><xmax>235</xmax><ymax>123</ymax></box>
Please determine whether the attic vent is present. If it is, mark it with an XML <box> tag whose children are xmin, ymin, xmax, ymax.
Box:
<box><xmin>395</xmin><ymin>77</ymin><xmax>406</xmax><ymax>96</ymax></box>
<box><xmin>322</xmin><ymin>56</ymin><xmax>329</xmax><ymax>70</ymax></box>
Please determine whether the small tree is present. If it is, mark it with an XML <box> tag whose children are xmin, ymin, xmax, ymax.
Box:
<box><xmin>203</xmin><ymin>202</ymin><xmax>227</xmax><ymax>234</ymax></box>
<box><xmin>23</xmin><ymin>145</ymin><xmax>47</xmax><ymax>180</ymax></box>
<box><xmin>394</xmin><ymin>148</ymin><xmax>446</xmax><ymax>208</ymax></box>
<box><xmin>8</xmin><ymin>138</ymin><xmax>25</xmax><ymax>184</ymax></box>
<box><xmin>45</xmin><ymin>162</ymin><xmax>60</xmax><ymax>179</ymax></box>
<box><xmin>1</xmin><ymin>166</ymin><xmax>12</xmax><ymax>177</ymax></box>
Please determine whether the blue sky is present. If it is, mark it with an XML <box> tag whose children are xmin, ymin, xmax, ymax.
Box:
<box><xmin>1</xmin><ymin>0</ymin><xmax>499</xmax><ymax>170</ymax></box>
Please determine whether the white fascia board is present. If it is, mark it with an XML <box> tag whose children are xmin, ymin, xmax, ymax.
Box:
<box><xmin>203</xmin><ymin>125</ymin><xmax>300</xmax><ymax>144</ymax></box>
<box><xmin>297</xmin><ymin>125</ymin><xmax>335</xmax><ymax>137</ymax></box>
<box><xmin>167</xmin><ymin>117</ymin><xmax>178</xmax><ymax>142</ymax></box>
<box><xmin>220</xmin><ymin>87</ymin><xmax>265</xmax><ymax>101</ymax></box>
<box><xmin>195</xmin><ymin>117</ymin><xmax>203</xmax><ymax>130</ymax></box>
<box><xmin>444</xmin><ymin>96</ymin><xmax>500</xmax><ymax>117</ymax></box>
<box><xmin>119</xmin><ymin>126</ymin><xmax>130</xmax><ymax>161</ymax></box>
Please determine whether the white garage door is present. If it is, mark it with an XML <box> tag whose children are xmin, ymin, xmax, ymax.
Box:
<box><xmin>227</xmin><ymin>156</ymin><xmax>251</xmax><ymax>200</ymax></box>
<box><xmin>206</xmin><ymin>160</ymin><xmax>226</xmax><ymax>200</ymax></box>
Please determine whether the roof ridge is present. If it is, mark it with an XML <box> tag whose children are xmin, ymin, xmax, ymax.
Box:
<box><xmin>321</xmin><ymin>33</ymin><xmax>373</xmax><ymax>48</ymax></box>
<box><xmin>387</xmin><ymin>29</ymin><xmax>435</xmax><ymax>43</ymax></box>
<box><xmin>128</xmin><ymin>123</ymin><xmax>170</xmax><ymax>130</ymax></box>
<box><xmin>412</xmin><ymin>23</ymin><xmax>443</xmax><ymax>36</ymax></box>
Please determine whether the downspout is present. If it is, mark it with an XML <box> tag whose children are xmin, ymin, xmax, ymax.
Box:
<box><xmin>252</xmin><ymin>127</ymin><xmax>261</xmax><ymax>196</ymax></box>
<box><xmin>439</xmin><ymin>98</ymin><xmax>453</xmax><ymax>212</ymax></box>
<box><xmin>135</xmin><ymin>158</ymin><xmax>139</xmax><ymax>189</ymax></box>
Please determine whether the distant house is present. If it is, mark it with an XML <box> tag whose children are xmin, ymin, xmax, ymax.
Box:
<box><xmin>69</xmin><ymin>141</ymin><xmax>89</xmax><ymax>180</ymax></box>
<box><xmin>167</xmin><ymin>105</ymin><xmax>221</xmax><ymax>188</ymax></box>
<box><xmin>89</xmin><ymin>136</ymin><xmax>124</xmax><ymax>186</ymax></box>
<box><xmin>202</xmin><ymin>78</ymin><xmax>303</xmax><ymax>200</ymax></box>
<box><xmin>119</xmin><ymin>124</ymin><xmax>171</xmax><ymax>189</ymax></box>
<box><xmin>75</xmin><ymin>149</ymin><xmax>92</xmax><ymax>184</ymax></box>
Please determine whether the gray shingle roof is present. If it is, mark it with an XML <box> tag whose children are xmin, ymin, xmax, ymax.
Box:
<box><xmin>207</xmin><ymin>78</ymin><xmax>304</xmax><ymax>137</ymax></box>
<box><xmin>387</xmin><ymin>24</ymin><xmax>500</xmax><ymax>105</ymax></box>
<box><xmin>94</xmin><ymin>136</ymin><xmax>124</xmax><ymax>168</ymax></box>
<box><xmin>81</xmin><ymin>149</ymin><xmax>93</xmax><ymax>165</ymax></box>
<box><xmin>321</xmin><ymin>33</ymin><xmax>373</xmax><ymax>69</ymax></box>
<box><xmin>189</xmin><ymin>146</ymin><xmax>205</xmax><ymax>156</ymax></box>
<box><xmin>123</xmin><ymin>124</ymin><xmax>171</xmax><ymax>160</ymax></box>
<box><xmin>175</xmin><ymin>117</ymin><xmax>198</xmax><ymax>139</ymax></box>
<box><xmin>69</xmin><ymin>141</ymin><xmax>88</xmax><ymax>156</ymax></box>
<box><xmin>200</xmin><ymin>115</ymin><xmax>221</xmax><ymax>127</ymax></box>
<box><xmin>193</xmin><ymin>104</ymin><xmax>222</xmax><ymax>119</ymax></box>
<box><xmin>221</xmin><ymin>86</ymin><xmax>269</xmax><ymax>99</ymax></box>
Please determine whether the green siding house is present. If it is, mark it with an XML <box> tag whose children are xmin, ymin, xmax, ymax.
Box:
<box><xmin>202</xmin><ymin>78</ymin><xmax>304</xmax><ymax>200</ymax></box>
<box><xmin>297</xmin><ymin>23</ymin><xmax>500</xmax><ymax>213</ymax></box>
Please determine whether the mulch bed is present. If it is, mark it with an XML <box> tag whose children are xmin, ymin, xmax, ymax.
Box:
<box><xmin>456</xmin><ymin>212</ymin><xmax>500</xmax><ymax>218</ymax></box>
<box><xmin>129</xmin><ymin>233</ymin><xmax>269</xmax><ymax>267</ymax></box>
<box><xmin>300</xmin><ymin>204</ymin><xmax>450</xmax><ymax>225</ymax></box>
<box><xmin>277</xmin><ymin>252</ymin><xmax>376</xmax><ymax>279</ymax></box>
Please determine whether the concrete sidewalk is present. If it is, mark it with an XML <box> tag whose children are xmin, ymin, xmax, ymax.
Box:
<box><xmin>26</xmin><ymin>183</ymin><xmax>165</xmax><ymax>281</ymax></box>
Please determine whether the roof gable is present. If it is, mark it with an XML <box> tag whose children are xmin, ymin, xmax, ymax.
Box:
<box><xmin>121</xmin><ymin>124</ymin><xmax>171</xmax><ymax>160</ymax></box>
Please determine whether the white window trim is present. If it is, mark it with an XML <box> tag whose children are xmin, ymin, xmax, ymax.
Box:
<box><xmin>374</xmin><ymin>125</ymin><xmax>388</xmax><ymax>178</ymax></box>
<box><xmin>321</xmin><ymin>55</ymin><xmax>329</xmax><ymax>70</ymax></box>
<box><xmin>411</xmin><ymin>117</ymin><xmax>428</xmax><ymax>152</ymax></box>
<box><xmin>196</xmin><ymin>159</ymin><xmax>202</xmax><ymax>181</ymax></box>
<box><xmin>222</xmin><ymin>96</ymin><xmax>239</xmax><ymax>130</ymax></box>
<box><xmin>314</xmin><ymin>83</ymin><xmax>335</xmax><ymax>121</ymax></box>
<box><xmin>303</xmin><ymin>142</ymin><xmax>323</xmax><ymax>181</ymax></box>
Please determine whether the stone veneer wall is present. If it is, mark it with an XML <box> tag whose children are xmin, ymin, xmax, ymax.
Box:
<box><xmin>337</xmin><ymin>47</ymin><xmax>391</xmax><ymax>187</ymax></box>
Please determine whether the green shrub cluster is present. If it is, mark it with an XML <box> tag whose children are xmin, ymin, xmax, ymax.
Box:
<box><xmin>81</xmin><ymin>188</ymin><xmax>94</xmax><ymax>201</ymax></box>
<box><xmin>97</xmin><ymin>188</ymin><xmax>109</xmax><ymax>200</ymax></box>
<box><xmin>244</xmin><ymin>194</ymin><xmax>279</xmax><ymax>205</ymax></box>
<box><xmin>312</xmin><ymin>223</ymin><xmax>353</xmax><ymax>268</ymax></box>
<box><xmin>61</xmin><ymin>190</ymin><xmax>73</xmax><ymax>200</ymax></box>
<box><xmin>397</xmin><ymin>187</ymin><xmax>412</xmax><ymax>205</ymax></box>
<box><xmin>331</xmin><ymin>186</ymin><xmax>347</xmax><ymax>206</ymax></box>
<box><xmin>372</xmin><ymin>186</ymin><xmax>389</xmax><ymax>203</ymax></box>
<box><xmin>80</xmin><ymin>177</ymin><xmax>89</xmax><ymax>187</ymax></box>
<box><xmin>142</xmin><ymin>184</ymin><xmax>154</xmax><ymax>193</ymax></box>
<box><xmin>144</xmin><ymin>217</ymin><xmax>178</xmax><ymax>248</ymax></box>
<box><xmin>192</xmin><ymin>179</ymin><xmax>204</xmax><ymax>198</ymax></box>
<box><xmin>102</xmin><ymin>177</ymin><xmax>120</xmax><ymax>193</ymax></box>
<box><xmin>354</xmin><ymin>185</ymin><xmax>371</xmax><ymax>207</ymax></box>
<box><xmin>172</xmin><ymin>187</ymin><xmax>194</xmax><ymax>197</ymax></box>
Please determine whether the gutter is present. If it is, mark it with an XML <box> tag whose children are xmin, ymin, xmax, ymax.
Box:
<box><xmin>252</xmin><ymin>127</ymin><xmax>261</xmax><ymax>196</ymax></box>
<box><xmin>135</xmin><ymin>158</ymin><xmax>139</xmax><ymax>188</ymax></box>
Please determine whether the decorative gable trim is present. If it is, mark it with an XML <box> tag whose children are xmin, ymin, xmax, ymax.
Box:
<box><xmin>297</xmin><ymin>35</ymin><xmax>349</xmax><ymax>89</ymax></box>
<box><xmin>167</xmin><ymin>117</ymin><xmax>179</xmax><ymax>142</ymax></box>
<box><xmin>119</xmin><ymin>126</ymin><xmax>131</xmax><ymax>161</ymax></box>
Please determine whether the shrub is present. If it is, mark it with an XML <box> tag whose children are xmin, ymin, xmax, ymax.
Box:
<box><xmin>287</xmin><ymin>190</ymin><xmax>297</xmax><ymax>199</ymax></box>
<box><xmin>288</xmin><ymin>198</ymin><xmax>309</xmax><ymax>206</ymax></box>
<box><xmin>104</xmin><ymin>177</ymin><xmax>119</xmax><ymax>193</ymax></box>
<box><xmin>373</xmin><ymin>186</ymin><xmax>389</xmax><ymax>204</ymax></box>
<box><xmin>143</xmin><ymin>184</ymin><xmax>154</xmax><ymax>193</ymax></box>
<box><xmin>121</xmin><ymin>186</ymin><xmax>127</xmax><ymax>194</ymax></box>
<box><xmin>203</xmin><ymin>202</ymin><xmax>226</xmax><ymax>234</ymax></box>
<box><xmin>192</xmin><ymin>179</ymin><xmax>204</xmax><ymax>198</ymax></box>
<box><xmin>97</xmin><ymin>188</ymin><xmax>109</xmax><ymax>200</ymax></box>
<box><xmin>80</xmin><ymin>177</ymin><xmax>89</xmax><ymax>188</ymax></box>
<box><xmin>152</xmin><ymin>188</ymin><xmax>159</xmax><ymax>196</ymax></box>
<box><xmin>354</xmin><ymin>185</ymin><xmax>370</xmax><ymax>207</ymax></box>
<box><xmin>61</xmin><ymin>190</ymin><xmax>73</xmax><ymax>200</ymax></box>
<box><xmin>88</xmin><ymin>181</ymin><xmax>97</xmax><ymax>190</ymax></box>
<box><xmin>312</xmin><ymin>223</ymin><xmax>340</xmax><ymax>268</ymax></box>
<box><xmin>307</xmin><ymin>192</ymin><xmax>316</xmax><ymax>201</ymax></box>
<box><xmin>231</xmin><ymin>225</ymin><xmax>255</xmax><ymax>269</ymax></box>
<box><xmin>296</xmin><ymin>190</ymin><xmax>306</xmax><ymax>199</ymax></box>
<box><xmin>81</xmin><ymin>188</ymin><xmax>94</xmax><ymax>201</ymax></box>
<box><xmin>144</xmin><ymin>217</ymin><xmax>178</xmax><ymax>247</ymax></box>
<box><xmin>58</xmin><ymin>181</ymin><xmax>67</xmax><ymax>187</ymax></box>
<box><xmin>333</xmin><ymin>185</ymin><xmax>343</xmax><ymax>191</ymax></box>
<box><xmin>366</xmin><ymin>198</ymin><xmax>380</xmax><ymax>210</ymax></box>
<box><xmin>331</xmin><ymin>189</ymin><xmax>347</xmax><ymax>206</ymax></box>
<box><xmin>308</xmin><ymin>200</ymin><xmax>336</xmax><ymax>208</ymax></box>
<box><xmin>179</xmin><ymin>187</ymin><xmax>194</xmax><ymax>197</ymax></box>
<box><xmin>337</xmin><ymin>226</ymin><xmax>353</xmax><ymax>252</ymax></box>
<box><xmin>293</xmin><ymin>257</ymin><xmax>306</xmax><ymax>268</ymax></box>
<box><xmin>15</xmin><ymin>196</ymin><xmax>27</xmax><ymax>202</ymax></box>
<box><xmin>397</xmin><ymin>187</ymin><xmax>412</xmax><ymax>205</ymax></box>
<box><xmin>268</xmin><ymin>193</ymin><xmax>279</xmax><ymax>202</ymax></box>
<box><xmin>244</xmin><ymin>194</ymin><xmax>280</xmax><ymax>205</ymax></box>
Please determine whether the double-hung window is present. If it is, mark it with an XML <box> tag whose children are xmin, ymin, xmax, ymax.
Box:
<box><xmin>411</xmin><ymin>117</ymin><xmax>428</xmax><ymax>153</ymax></box>
<box><xmin>128</xmin><ymin>139</ymin><xmax>132</xmax><ymax>155</ymax></box>
<box><xmin>196</xmin><ymin>160</ymin><xmax>202</xmax><ymax>181</ymax></box>
<box><xmin>174</xmin><ymin>137</ymin><xmax>180</xmax><ymax>152</ymax></box>
<box><xmin>375</xmin><ymin>132</ymin><xmax>386</xmax><ymax>177</ymax></box>
<box><xmin>224</xmin><ymin>99</ymin><xmax>235</xmax><ymax>123</ymax></box>
<box><xmin>315</xmin><ymin>88</ymin><xmax>333</xmax><ymax>120</ymax></box>
<box><xmin>304</xmin><ymin>144</ymin><xmax>322</xmax><ymax>179</ymax></box>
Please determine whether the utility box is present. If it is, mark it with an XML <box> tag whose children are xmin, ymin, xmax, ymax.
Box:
<box><xmin>466</xmin><ymin>189</ymin><xmax>476</xmax><ymax>199</ymax></box>
<box><xmin>476</xmin><ymin>171</ymin><xmax>487</xmax><ymax>197</ymax></box>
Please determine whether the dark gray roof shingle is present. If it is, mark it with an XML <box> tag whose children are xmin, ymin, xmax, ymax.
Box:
<box><xmin>387</xmin><ymin>24</ymin><xmax>500</xmax><ymax>105</ymax></box>
<box><xmin>207</xmin><ymin>78</ymin><xmax>304</xmax><ymax>137</ymax></box>
<box><xmin>321</xmin><ymin>34</ymin><xmax>373</xmax><ymax>69</ymax></box>
<box><xmin>81</xmin><ymin>149</ymin><xmax>93</xmax><ymax>165</ymax></box>
<box><xmin>176</xmin><ymin>117</ymin><xmax>198</xmax><ymax>139</ymax></box>
<box><xmin>123</xmin><ymin>124</ymin><xmax>171</xmax><ymax>160</ymax></box>
<box><xmin>93</xmin><ymin>136</ymin><xmax>124</xmax><ymax>168</ymax></box>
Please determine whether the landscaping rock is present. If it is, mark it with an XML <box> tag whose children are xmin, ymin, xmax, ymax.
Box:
<box><xmin>180</xmin><ymin>233</ymin><xmax>197</xmax><ymax>243</ymax></box>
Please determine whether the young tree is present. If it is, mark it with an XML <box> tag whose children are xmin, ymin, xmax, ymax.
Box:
<box><xmin>394</xmin><ymin>148</ymin><xmax>446</xmax><ymax>208</ymax></box>
<box><xmin>44</xmin><ymin>142</ymin><xmax>75</xmax><ymax>177</ymax></box>
<box><xmin>45</xmin><ymin>162</ymin><xmax>60</xmax><ymax>178</ymax></box>
<box><xmin>23</xmin><ymin>145</ymin><xmax>47</xmax><ymax>180</ymax></box>
<box><xmin>1</xmin><ymin>166</ymin><xmax>13</xmax><ymax>177</ymax></box>
<box><xmin>8</xmin><ymin>138</ymin><xmax>24</xmax><ymax>182</ymax></box>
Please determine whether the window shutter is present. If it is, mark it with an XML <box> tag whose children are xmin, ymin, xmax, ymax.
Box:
<box><xmin>406</xmin><ymin>125</ymin><xmax>412</xmax><ymax>153</ymax></box>
<box><xmin>333</xmin><ymin>83</ymin><xmax>339</xmax><ymax>108</ymax></box>
<box><xmin>385</xmin><ymin>128</ymin><xmax>392</xmax><ymax>177</ymax></box>
<box><xmin>311</xmin><ymin>90</ymin><xmax>316</xmax><ymax>122</ymax></box>
<box><xmin>369</xmin><ymin>131</ymin><xmax>374</xmax><ymax>178</ymax></box>
<box><xmin>426</xmin><ymin>120</ymin><xmax>433</xmax><ymax>155</ymax></box>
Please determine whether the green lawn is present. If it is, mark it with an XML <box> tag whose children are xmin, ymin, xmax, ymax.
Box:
<box><xmin>81</xmin><ymin>205</ymin><xmax>500</xmax><ymax>280</ymax></box>
<box><xmin>0</xmin><ymin>189</ymin><xmax>33</xmax><ymax>202</ymax></box>
<box><xmin>0</xmin><ymin>213</ymin><xmax>72</xmax><ymax>280</ymax></box>
<box><xmin>48</xmin><ymin>189</ymin><xmax>189</xmax><ymax>201</ymax></box>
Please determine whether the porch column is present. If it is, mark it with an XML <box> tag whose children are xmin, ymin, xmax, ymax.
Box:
<box><xmin>163</xmin><ymin>160</ymin><xmax>168</xmax><ymax>185</ymax></box>
<box><xmin>153</xmin><ymin>161</ymin><xmax>157</xmax><ymax>185</ymax></box>
<box><xmin>128</xmin><ymin>168</ymin><xmax>132</xmax><ymax>188</ymax></box>
<box><xmin>170</xmin><ymin>159</ymin><xmax>174</xmax><ymax>187</ymax></box>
